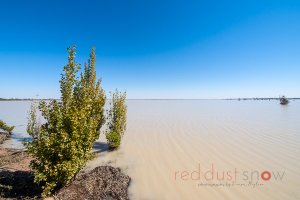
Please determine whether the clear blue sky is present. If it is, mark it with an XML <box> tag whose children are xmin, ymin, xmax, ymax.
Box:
<box><xmin>0</xmin><ymin>0</ymin><xmax>299</xmax><ymax>99</ymax></box>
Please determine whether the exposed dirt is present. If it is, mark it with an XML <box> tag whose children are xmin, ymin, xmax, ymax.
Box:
<box><xmin>0</xmin><ymin>149</ymin><xmax>31</xmax><ymax>170</ymax></box>
<box><xmin>0</xmin><ymin>148</ymin><xmax>131</xmax><ymax>200</ymax></box>
<box><xmin>55</xmin><ymin>166</ymin><xmax>131</xmax><ymax>200</ymax></box>
<box><xmin>0</xmin><ymin>148</ymin><xmax>41</xmax><ymax>199</ymax></box>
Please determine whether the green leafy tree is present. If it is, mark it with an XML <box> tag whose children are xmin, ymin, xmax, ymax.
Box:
<box><xmin>26</xmin><ymin>47</ymin><xmax>106</xmax><ymax>197</ymax></box>
<box><xmin>106</xmin><ymin>90</ymin><xmax>127</xmax><ymax>149</ymax></box>
<box><xmin>0</xmin><ymin>119</ymin><xmax>14</xmax><ymax>134</ymax></box>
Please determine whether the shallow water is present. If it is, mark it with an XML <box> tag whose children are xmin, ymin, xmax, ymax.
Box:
<box><xmin>0</xmin><ymin>101</ymin><xmax>32</xmax><ymax>149</ymax></box>
<box><xmin>1</xmin><ymin>100</ymin><xmax>300</xmax><ymax>199</ymax></box>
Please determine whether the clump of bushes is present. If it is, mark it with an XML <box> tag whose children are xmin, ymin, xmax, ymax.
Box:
<box><xmin>26</xmin><ymin>47</ymin><xmax>106</xmax><ymax>197</ymax></box>
<box><xmin>106</xmin><ymin>90</ymin><xmax>127</xmax><ymax>149</ymax></box>
<box><xmin>0</xmin><ymin>119</ymin><xmax>14</xmax><ymax>144</ymax></box>
<box><xmin>0</xmin><ymin>119</ymin><xmax>14</xmax><ymax>134</ymax></box>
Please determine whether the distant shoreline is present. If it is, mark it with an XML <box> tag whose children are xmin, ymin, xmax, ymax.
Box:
<box><xmin>0</xmin><ymin>98</ymin><xmax>57</xmax><ymax>101</ymax></box>
<box><xmin>1</xmin><ymin>98</ymin><xmax>300</xmax><ymax>101</ymax></box>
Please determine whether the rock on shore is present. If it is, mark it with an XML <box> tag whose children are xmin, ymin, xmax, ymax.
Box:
<box><xmin>56</xmin><ymin>166</ymin><xmax>131</xmax><ymax>200</ymax></box>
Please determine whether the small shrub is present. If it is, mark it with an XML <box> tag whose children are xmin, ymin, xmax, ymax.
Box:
<box><xmin>26</xmin><ymin>102</ymin><xmax>40</xmax><ymax>140</ymax></box>
<box><xmin>106</xmin><ymin>90</ymin><xmax>127</xmax><ymax>149</ymax></box>
<box><xmin>0</xmin><ymin>119</ymin><xmax>14</xmax><ymax>134</ymax></box>
<box><xmin>106</xmin><ymin>131</ymin><xmax>121</xmax><ymax>148</ymax></box>
<box><xmin>26</xmin><ymin>47</ymin><xmax>106</xmax><ymax>197</ymax></box>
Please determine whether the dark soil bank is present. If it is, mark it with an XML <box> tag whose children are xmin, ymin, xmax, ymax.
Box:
<box><xmin>0</xmin><ymin>148</ymin><xmax>131</xmax><ymax>200</ymax></box>
<box><xmin>0</xmin><ymin>149</ymin><xmax>40</xmax><ymax>199</ymax></box>
<box><xmin>0</xmin><ymin>170</ymin><xmax>42</xmax><ymax>199</ymax></box>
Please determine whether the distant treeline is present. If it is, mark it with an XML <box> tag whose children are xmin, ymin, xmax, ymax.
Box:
<box><xmin>1</xmin><ymin>98</ymin><xmax>300</xmax><ymax>101</ymax></box>
<box><xmin>0</xmin><ymin>98</ymin><xmax>58</xmax><ymax>101</ymax></box>
<box><xmin>224</xmin><ymin>98</ymin><xmax>300</xmax><ymax>100</ymax></box>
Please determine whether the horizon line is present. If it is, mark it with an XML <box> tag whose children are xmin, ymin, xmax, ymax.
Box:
<box><xmin>1</xmin><ymin>97</ymin><xmax>300</xmax><ymax>101</ymax></box>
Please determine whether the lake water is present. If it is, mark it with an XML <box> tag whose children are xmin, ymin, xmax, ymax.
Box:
<box><xmin>1</xmin><ymin>100</ymin><xmax>300</xmax><ymax>199</ymax></box>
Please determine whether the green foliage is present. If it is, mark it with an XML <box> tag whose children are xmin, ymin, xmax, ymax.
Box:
<box><xmin>26</xmin><ymin>46</ymin><xmax>106</xmax><ymax>197</ymax></box>
<box><xmin>26</xmin><ymin>102</ymin><xmax>40</xmax><ymax>140</ymax></box>
<box><xmin>106</xmin><ymin>90</ymin><xmax>127</xmax><ymax>149</ymax></box>
<box><xmin>0</xmin><ymin>119</ymin><xmax>14</xmax><ymax>134</ymax></box>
